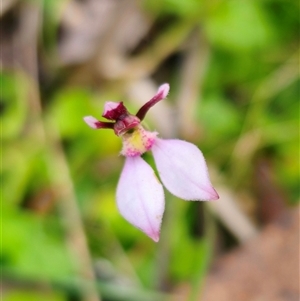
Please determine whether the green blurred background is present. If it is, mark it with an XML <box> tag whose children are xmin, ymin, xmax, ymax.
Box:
<box><xmin>1</xmin><ymin>0</ymin><xmax>299</xmax><ymax>300</ymax></box>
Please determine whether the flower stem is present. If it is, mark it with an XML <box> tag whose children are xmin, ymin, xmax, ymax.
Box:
<box><xmin>44</xmin><ymin>115</ymin><xmax>100</xmax><ymax>301</ymax></box>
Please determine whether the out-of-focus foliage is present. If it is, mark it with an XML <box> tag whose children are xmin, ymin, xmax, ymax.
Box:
<box><xmin>1</xmin><ymin>0</ymin><xmax>299</xmax><ymax>300</ymax></box>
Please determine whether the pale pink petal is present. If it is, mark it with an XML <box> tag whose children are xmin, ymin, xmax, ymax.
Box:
<box><xmin>83</xmin><ymin>116</ymin><xmax>101</xmax><ymax>129</ymax></box>
<box><xmin>152</xmin><ymin>138</ymin><xmax>219</xmax><ymax>201</ymax></box>
<box><xmin>116</xmin><ymin>156</ymin><xmax>165</xmax><ymax>242</ymax></box>
<box><xmin>157</xmin><ymin>83</ymin><xmax>170</xmax><ymax>99</ymax></box>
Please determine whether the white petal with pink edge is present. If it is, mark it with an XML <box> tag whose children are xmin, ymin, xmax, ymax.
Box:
<box><xmin>116</xmin><ymin>156</ymin><xmax>165</xmax><ymax>242</ymax></box>
<box><xmin>151</xmin><ymin>138</ymin><xmax>219</xmax><ymax>201</ymax></box>
<box><xmin>83</xmin><ymin>116</ymin><xmax>99</xmax><ymax>129</ymax></box>
<box><xmin>157</xmin><ymin>83</ymin><xmax>170</xmax><ymax>98</ymax></box>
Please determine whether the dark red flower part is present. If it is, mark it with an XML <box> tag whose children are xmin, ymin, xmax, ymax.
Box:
<box><xmin>101</xmin><ymin>101</ymin><xmax>141</xmax><ymax>135</ymax></box>
<box><xmin>136</xmin><ymin>83</ymin><xmax>169</xmax><ymax>121</ymax></box>
<box><xmin>84</xmin><ymin>83</ymin><xmax>170</xmax><ymax>136</ymax></box>
<box><xmin>113</xmin><ymin>115</ymin><xmax>140</xmax><ymax>136</ymax></box>
<box><xmin>83</xmin><ymin>116</ymin><xmax>115</xmax><ymax>130</ymax></box>
<box><xmin>102</xmin><ymin>102</ymin><xmax>128</xmax><ymax>120</ymax></box>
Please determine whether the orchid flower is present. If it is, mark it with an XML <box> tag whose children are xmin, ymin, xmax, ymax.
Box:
<box><xmin>84</xmin><ymin>83</ymin><xmax>219</xmax><ymax>242</ymax></box>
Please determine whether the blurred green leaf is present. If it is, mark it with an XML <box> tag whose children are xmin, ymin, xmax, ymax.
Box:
<box><xmin>199</xmin><ymin>93</ymin><xmax>241</xmax><ymax>142</ymax></box>
<box><xmin>2</xmin><ymin>206</ymin><xmax>75</xmax><ymax>281</ymax></box>
<box><xmin>145</xmin><ymin>0</ymin><xmax>202</xmax><ymax>18</ymax></box>
<box><xmin>50</xmin><ymin>88</ymin><xmax>96</xmax><ymax>138</ymax></box>
<box><xmin>4</xmin><ymin>290</ymin><xmax>65</xmax><ymax>301</ymax></box>
<box><xmin>1</xmin><ymin>72</ymin><xmax>28</xmax><ymax>139</ymax></box>
<box><xmin>205</xmin><ymin>0</ymin><xmax>273</xmax><ymax>51</ymax></box>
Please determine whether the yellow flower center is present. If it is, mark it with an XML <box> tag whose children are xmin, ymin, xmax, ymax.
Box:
<box><xmin>120</xmin><ymin>126</ymin><xmax>157</xmax><ymax>157</ymax></box>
